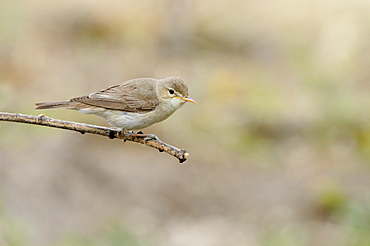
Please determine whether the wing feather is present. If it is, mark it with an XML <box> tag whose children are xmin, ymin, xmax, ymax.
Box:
<box><xmin>71</xmin><ymin>78</ymin><xmax>159</xmax><ymax>112</ymax></box>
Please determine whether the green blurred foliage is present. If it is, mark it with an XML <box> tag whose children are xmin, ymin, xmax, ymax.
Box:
<box><xmin>55</xmin><ymin>224</ymin><xmax>145</xmax><ymax>246</ymax></box>
<box><xmin>0</xmin><ymin>199</ymin><xmax>28</xmax><ymax>246</ymax></box>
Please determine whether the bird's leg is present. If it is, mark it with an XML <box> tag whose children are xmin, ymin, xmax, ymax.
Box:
<box><xmin>123</xmin><ymin>131</ymin><xmax>160</xmax><ymax>142</ymax></box>
<box><xmin>111</xmin><ymin>130</ymin><xmax>159</xmax><ymax>143</ymax></box>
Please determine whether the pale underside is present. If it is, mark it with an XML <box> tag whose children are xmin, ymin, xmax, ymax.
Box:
<box><xmin>76</xmin><ymin>97</ymin><xmax>185</xmax><ymax>130</ymax></box>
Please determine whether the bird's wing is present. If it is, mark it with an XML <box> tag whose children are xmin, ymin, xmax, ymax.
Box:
<box><xmin>71</xmin><ymin>79</ymin><xmax>159</xmax><ymax>112</ymax></box>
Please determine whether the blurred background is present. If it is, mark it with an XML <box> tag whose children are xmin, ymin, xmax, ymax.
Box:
<box><xmin>0</xmin><ymin>0</ymin><xmax>370</xmax><ymax>245</ymax></box>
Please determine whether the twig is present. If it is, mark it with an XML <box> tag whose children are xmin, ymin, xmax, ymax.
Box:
<box><xmin>0</xmin><ymin>112</ymin><xmax>189</xmax><ymax>163</ymax></box>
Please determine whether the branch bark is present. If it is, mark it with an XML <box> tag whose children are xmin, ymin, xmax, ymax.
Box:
<box><xmin>0</xmin><ymin>112</ymin><xmax>189</xmax><ymax>163</ymax></box>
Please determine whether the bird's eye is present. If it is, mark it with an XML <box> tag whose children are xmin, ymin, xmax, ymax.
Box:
<box><xmin>169</xmin><ymin>89</ymin><xmax>175</xmax><ymax>95</ymax></box>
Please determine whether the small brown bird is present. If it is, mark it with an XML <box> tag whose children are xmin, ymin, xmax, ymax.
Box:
<box><xmin>35</xmin><ymin>77</ymin><xmax>196</xmax><ymax>136</ymax></box>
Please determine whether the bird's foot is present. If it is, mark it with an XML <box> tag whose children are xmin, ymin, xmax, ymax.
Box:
<box><xmin>143</xmin><ymin>134</ymin><xmax>160</xmax><ymax>142</ymax></box>
<box><xmin>123</xmin><ymin>131</ymin><xmax>160</xmax><ymax>143</ymax></box>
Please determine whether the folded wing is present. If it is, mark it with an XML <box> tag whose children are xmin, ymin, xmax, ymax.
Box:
<box><xmin>71</xmin><ymin>78</ymin><xmax>159</xmax><ymax>112</ymax></box>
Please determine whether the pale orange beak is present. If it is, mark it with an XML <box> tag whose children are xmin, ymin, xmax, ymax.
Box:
<box><xmin>180</xmin><ymin>96</ymin><xmax>197</xmax><ymax>103</ymax></box>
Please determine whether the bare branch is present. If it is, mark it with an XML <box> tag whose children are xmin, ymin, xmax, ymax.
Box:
<box><xmin>0</xmin><ymin>112</ymin><xmax>189</xmax><ymax>163</ymax></box>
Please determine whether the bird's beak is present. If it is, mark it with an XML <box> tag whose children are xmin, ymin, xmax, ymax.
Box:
<box><xmin>180</xmin><ymin>96</ymin><xmax>197</xmax><ymax>103</ymax></box>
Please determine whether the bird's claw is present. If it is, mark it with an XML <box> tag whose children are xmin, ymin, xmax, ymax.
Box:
<box><xmin>143</xmin><ymin>134</ymin><xmax>160</xmax><ymax>142</ymax></box>
<box><xmin>119</xmin><ymin>131</ymin><xmax>160</xmax><ymax>143</ymax></box>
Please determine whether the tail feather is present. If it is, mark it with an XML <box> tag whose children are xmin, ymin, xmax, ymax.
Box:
<box><xmin>35</xmin><ymin>101</ymin><xmax>71</xmax><ymax>110</ymax></box>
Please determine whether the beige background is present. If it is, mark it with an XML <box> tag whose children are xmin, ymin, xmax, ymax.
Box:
<box><xmin>0</xmin><ymin>0</ymin><xmax>369</xmax><ymax>245</ymax></box>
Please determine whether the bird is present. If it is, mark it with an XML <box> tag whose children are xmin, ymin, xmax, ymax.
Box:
<box><xmin>35</xmin><ymin>77</ymin><xmax>196</xmax><ymax>139</ymax></box>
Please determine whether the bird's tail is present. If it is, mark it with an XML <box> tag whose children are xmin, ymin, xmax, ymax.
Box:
<box><xmin>35</xmin><ymin>101</ymin><xmax>71</xmax><ymax>110</ymax></box>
